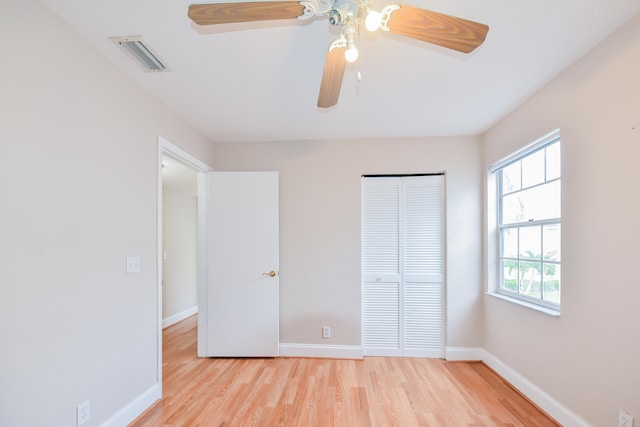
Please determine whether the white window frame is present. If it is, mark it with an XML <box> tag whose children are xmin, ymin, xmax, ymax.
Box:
<box><xmin>489</xmin><ymin>130</ymin><xmax>561</xmax><ymax>313</ymax></box>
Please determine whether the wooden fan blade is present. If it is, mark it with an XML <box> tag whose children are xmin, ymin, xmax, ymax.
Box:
<box><xmin>188</xmin><ymin>1</ymin><xmax>305</xmax><ymax>25</ymax></box>
<box><xmin>317</xmin><ymin>47</ymin><xmax>346</xmax><ymax>108</ymax></box>
<box><xmin>387</xmin><ymin>5</ymin><xmax>488</xmax><ymax>53</ymax></box>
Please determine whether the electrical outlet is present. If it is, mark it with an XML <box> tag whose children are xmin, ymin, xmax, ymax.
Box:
<box><xmin>126</xmin><ymin>256</ymin><xmax>140</xmax><ymax>274</ymax></box>
<box><xmin>322</xmin><ymin>326</ymin><xmax>331</xmax><ymax>339</ymax></box>
<box><xmin>77</xmin><ymin>400</ymin><xmax>90</xmax><ymax>426</ymax></box>
<box><xmin>619</xmin><ymin>410</ymin><xmax>634</xmax><ymax>427</ymax></box>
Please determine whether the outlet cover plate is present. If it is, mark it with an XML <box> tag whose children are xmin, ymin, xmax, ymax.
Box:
<box><xmin>77</xmin><ymin>400</ymin><xmax>90</xmax><ymax>426</ymax></box>
<box><xmin>126</xmin><ymin>256</ymin><xmax>140</xmax><ymax>274</ymax></box>
<box><xmin>322</xmin><ymin>326</ymin><xmax>330</xmax><ymax>338</ymax></box>
<box><xmin>619</xmin><ymin>410</ymin><xmax>634</xmax><ymax>427</ymax></box>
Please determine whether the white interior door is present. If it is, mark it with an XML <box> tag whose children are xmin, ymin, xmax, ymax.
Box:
<box><xmin>205</xmin><ymin>171</ymin><xmax>279</xmax><ymax>357</ymax></box>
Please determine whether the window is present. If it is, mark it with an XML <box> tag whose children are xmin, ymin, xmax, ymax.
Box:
<box><xmin>492</xmin><ymin>131</ymin><xmax>561</xmax><ymax>311</ymax></box>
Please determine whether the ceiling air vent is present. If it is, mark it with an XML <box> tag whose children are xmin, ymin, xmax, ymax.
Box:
<box><xmin>110</xmin><ymin>36</ymin><xmax>169</xmax><ymax>72</ymax></box>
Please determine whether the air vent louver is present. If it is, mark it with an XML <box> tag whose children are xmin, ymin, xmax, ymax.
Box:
<box><xmin>110</xmin><ymin>36</ymin><xmax>169</xmax><ymax>72</ymax></box>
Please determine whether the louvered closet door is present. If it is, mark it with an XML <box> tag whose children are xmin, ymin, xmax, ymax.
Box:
<box><xmin>362</xmin><ymin>178</ymin><xmax>402</xmax><ymax>356</ymax></box>
<box><xmin>402</xmin><ymin>176</ymin><xmax>444</xmax><ymax>357</ymax></box>
<box><xmin>362</xmin><ymin>175</ymin><xmax>444</xmax><ymax>358</ymax></box>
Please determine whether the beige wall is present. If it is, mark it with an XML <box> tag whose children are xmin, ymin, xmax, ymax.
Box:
<box><xmin>482</xmin><ymin>13</ymin><xmax>640</xmax><ymax>426</ymax></box>
<box><xmin>162</xmin><ymin>187</ymin><xmax>198</xmax><ymax>321</ymax></box>
<box><xmin>210</xmin><ymin>137</ymin><xmax>483</xmax><ymax>348</ymax></box>
<box><xmin>0</xmin><ymin>1</ymin><xmax>212</xmax><ymax>426</ymax></box>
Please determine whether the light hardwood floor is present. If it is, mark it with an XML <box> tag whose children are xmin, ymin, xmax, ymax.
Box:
<box><xmin>129</xmin><ymin>315</ymin><xmax>558</xmax><ymax>426</ymax></box>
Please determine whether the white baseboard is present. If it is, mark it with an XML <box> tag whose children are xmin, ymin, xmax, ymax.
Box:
<box><xmin>279</xmin><ymin>343</ymin><xmax>363</xmax><ymax>359</ymax></box>
<box><xmin>162</xmin><ymin>306</ymin><xmax>197</xmax><ymax>329</ymax></box>
<box><xmin>481</xmin><ymin>350</ymin><xmax>589</xmax><ymax>427</ymax></box>
<box><xmin>445</xmin><ymin>347</ymin><xmax>484</xmax><ymax>361</ymax></box>
<box><xmin>100</xmin><ymin>382</ymin><xmax>160</xmax><ymax>427</ymax></box>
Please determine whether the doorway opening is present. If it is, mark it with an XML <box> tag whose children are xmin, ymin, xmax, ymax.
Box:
<box><xmin>156</xmin><ymin>136</ymin><xmax>212</xmax><ymax>391</ymax></box>
<box><xmin>161</xmin><ymin>155</ymin><xmax>198</xmax><ymax>327</ymax></box>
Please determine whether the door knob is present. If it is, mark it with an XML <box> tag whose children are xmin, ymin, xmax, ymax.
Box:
<box><xmin>262</xmin><ymin>270</ymin><xmax>277</xmax><ymax>277</ymax></box>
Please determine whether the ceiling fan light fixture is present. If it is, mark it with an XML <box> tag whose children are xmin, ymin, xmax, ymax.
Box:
<box><xmin>186</xmin><ymin>1</ymin><xmax>489</xmax><ymax>108</ymax></box>
<box><xmin>345</xmin><ymin>45</ymin><xmax>359</xmax><ymax>62</ymax></box>
<box><xmin>365</xmin><ymin>10</ymin><xmax>382</xmax><ymax>32</ymax></box>
<box><xmin>343</xmin><ymin>26</ymin><xmax>358</xmax><ymax>63</ymax></box>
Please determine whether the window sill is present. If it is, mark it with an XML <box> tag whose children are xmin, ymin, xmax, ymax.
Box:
<box><xmin>487</xmin><ymin>292</ymin><xmax>561</xmax><ymax>317</ymax></box>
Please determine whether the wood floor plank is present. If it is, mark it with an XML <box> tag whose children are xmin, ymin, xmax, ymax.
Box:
<box><xmin>129</xmin><ymin>316</ymin><xmax>559</xmax><ymax>426</ymax></box>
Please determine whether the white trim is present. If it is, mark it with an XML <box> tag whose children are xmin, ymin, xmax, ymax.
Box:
<box><xmin>445</xmin><ymin>347</ymin><xmax>484</xmax><ymax>361</ymax></box>
<box><xmin>279</xmin><ymin>343</ymin><xmax>364</xmax><ymax>359</ymax></box>
<box><xmin>99</xmin><ymin>383</ymin><xmax>160</xmax><ymax>427</ymax></box>
<box><xmin>488</xmin><ymin>128</ymin><xmax>560</xmax><ymax>173</ymax></box>
<box><xmin>156</xmin><ymin>142</ymin><xmax>164</xmax><ymax>390</ymax></box>
<box><xmin>196</xmin><ymin>172</ymin><xmax>209</xmax><ymax>357</ymax></box>
<box><xmin>488</xmin><ymin>292</ymin><xmax>561</xmax><ymax>316</ymax></box>
<box><xmin>403</xmin><ymin>348</ymin><xmax>445</xmax><ymax>358</ymax></box>
<box><xmin>160</xmin><ymin>137</ymin><xmax>213</xmax><ymax>172</ymax></box>
<box><xmin>481</xmin><ymin>350</ymin><xmax>589</xmax><ymax>427</ymax></box>
<box><xmin>162</xmin><ymin>306</ymin><xmax>198</xmax><ymax>329</ymax></box>
<box><xmin>363</xmin><ymin>348</ymin><xmax>402</xmax><ymax>357</ymax></box>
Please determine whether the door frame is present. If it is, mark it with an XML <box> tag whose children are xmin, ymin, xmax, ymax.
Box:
<box><xmin>157</xmin><ymin>136</ymin><xmax>213</xmax><ymax>392</ymax></box>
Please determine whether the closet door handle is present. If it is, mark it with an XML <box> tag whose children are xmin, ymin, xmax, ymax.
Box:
<box><xmin>262</xmin><ymin>270</ymin><xmax>277</xmax><ymax>277</ymax></box>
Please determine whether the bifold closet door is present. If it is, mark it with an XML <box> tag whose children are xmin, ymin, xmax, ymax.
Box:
<box><xmin>362</xmin><ymin>175</ymin><xmax>444</xmax><ymax>358</ymax></box>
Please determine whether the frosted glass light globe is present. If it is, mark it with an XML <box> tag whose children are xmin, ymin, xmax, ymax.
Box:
<box><xmin>365</xmin><ymin>10</ymin><xmax>382</xmax><ymax>32</ymax></box>
<box><xmin>345</xmin><ymin>46</ymin><xmax>359</xmax><ymax>63</ymax></box>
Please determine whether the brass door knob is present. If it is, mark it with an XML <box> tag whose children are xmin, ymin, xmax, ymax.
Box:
<box><xmin>262</xmin><ymin>270</ymin><xmax>277</xmax><ymax>277</ymax></box>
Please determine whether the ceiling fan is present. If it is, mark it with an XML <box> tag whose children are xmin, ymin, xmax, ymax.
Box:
<box><xmin>187</xmin><ymin>0</ymin><xmax>489</xmax><ymax>108</ymax></box>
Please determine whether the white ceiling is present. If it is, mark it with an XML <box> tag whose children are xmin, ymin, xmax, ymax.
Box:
<box><xmin>39</xmin><ymin>0</ymin><xmax>640</xmax><ymax>143</ymax></box>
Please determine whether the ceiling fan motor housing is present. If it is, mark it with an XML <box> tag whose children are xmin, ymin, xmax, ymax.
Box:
<box><xmin>328</xmin><ymin>0</ymin><xmax>358</xmax><ymax>26</ymax></box>
<box><xmin>328</xmin><ymin>8</ymin><xmax>343</xmax><ymax>25</ymax></box>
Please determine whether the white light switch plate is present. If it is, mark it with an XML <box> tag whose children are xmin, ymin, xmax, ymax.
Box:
<box><xmin>126</xmin><ymin>256</ymin><xmax>140</xmax><ymax>273</ymax></box>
